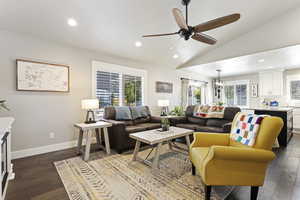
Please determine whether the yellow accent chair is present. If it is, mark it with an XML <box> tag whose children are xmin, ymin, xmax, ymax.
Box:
<box><xmin>189</xmin><ymin>115</ymin><xmax>283</xmax><ymax>200</ymax></box>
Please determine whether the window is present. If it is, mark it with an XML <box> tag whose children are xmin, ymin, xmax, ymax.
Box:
<box><xmin>92</xmin><ymin>61</ymin><xmax>147</xmax><ymax>108</ymax></box>
<box><xmin>287</xmin><ymin>75</ymin><xmax>300</xmax><ymax>105</ymax></box>
<box><xmin>188</xmin><ymin>86</ymin><xmax>202</xmax><ymax>105</ymax></box>
<box><xmin>223</xmin><ymin>81</ymin><xmax>249</xmax><ymax>107</ymax></box>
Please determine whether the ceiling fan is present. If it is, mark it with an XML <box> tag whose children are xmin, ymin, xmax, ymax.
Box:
<box><xmin>143</xmin><ymin>0</ymin><xmax>240</xmax><ymax>45</ymax></box>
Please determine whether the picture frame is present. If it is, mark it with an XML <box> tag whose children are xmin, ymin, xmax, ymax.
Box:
<box><xmin>156</xmin><ymin>81</ymin><xmax>173</xmax><ymax>93</ymax></box>
<box><xmin>251</xmin><ymin>83</ymin><xmax>258</xmax><ymax>97</ymax></box>
<box><xmin>16</xmin><ymin>59</ymin><xmax>70</xmax><ymax>92</ymax></box>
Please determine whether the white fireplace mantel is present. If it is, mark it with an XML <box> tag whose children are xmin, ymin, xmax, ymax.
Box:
<box><xmin>0</xmin><ymin>117</ymin><xmax>14</xmax><ymax>200</ymax></box>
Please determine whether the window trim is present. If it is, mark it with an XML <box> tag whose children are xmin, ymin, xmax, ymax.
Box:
<box><xmin>91</xmin><ymin>61</ymin><xmax>148</xmax><ymax>106</ymax></box>
<box><xmin>223</xmin><ymin>80</ymin><xmax>250</xmax><ymax>108</ymax></box>
<box><xmin>287</xmin><ymin>75</ymin><xmax>300</xmax><ymax>105</ymax></box>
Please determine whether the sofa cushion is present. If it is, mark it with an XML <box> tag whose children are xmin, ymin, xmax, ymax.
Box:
<box><xmin>195</xmin><ymin>126</ymin><xmax>224</xmax><ymax>133</ymax></box>
<box><xmin>104</xmin><ymin>106</ymin><xmax>116</xmax><ymax>120</ymax></box>
<box><xmin>138</xmin><ymin>123</ymin><xmax>161</xmax><ymax>130</ymax></box>
<box><xmin>115</xmin><ymin>106</ymin><xmax>132</xmax><ymax>120</ymax></box>
<box><xmin>130</xmin><ymin>106</ymin><xmax>150</xmax><ymax>119</ymax></box>
<box><xmin>187</xmin><ymin>117</ymin><xmax>206</xmax><ymax>125</ymax></box>
<box><xmin>206</xmin><ymin>119</ymin><xmax>230</xmax><ymax>128</ymax></box>
<box><xmin>223</xmin><ymin>107</ymin><xmax>241</xmax><ymax>121</ymax></box>
<box><xmin>125</xmin><ymin>125</ymin><xmax>147</xmax><ymax>133</ymax></box>
<box><xmin>176</xmin><ymin>123</ymin><xmax>203</xmax><ymax>131</ymax></box>
<box><xmin>185</xmin><ymin>105</ymin><xmax>195</xmax><ymax>117</ymax></box>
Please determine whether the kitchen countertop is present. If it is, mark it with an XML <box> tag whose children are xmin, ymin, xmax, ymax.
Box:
<box><xmin>243</xmin><ymin>107</ymin><xmax>294</xmax><ymax>112</ymax></box>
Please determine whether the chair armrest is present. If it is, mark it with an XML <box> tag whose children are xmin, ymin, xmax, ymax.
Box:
<box><xmin>191</xmin><ymin>132</ymin><xmax>230</xmax><ymax>148</ymax></box>
<box><xmin>222</xmin><ymin>122</ymin><xmax>232</xmax><ymax>133</ymax></box>
<box><xmin>209</xmin><ymin>146</ymin><xmax>276</xmax><ymax>162</ymax></box>
<box><xmin>150</xmin><ymin>116</ymin><xmax>162</xmax><ymax>123</ymax></box>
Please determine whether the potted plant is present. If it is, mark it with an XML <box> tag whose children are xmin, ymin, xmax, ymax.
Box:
<box><xmin>0</xmin><ymin>100</ymin><xmax>9</xmax><ymax>111</ymax></box>
<box><xmin>124</xmin><ymin>81</ymin><xmax>136</xmax><ymax>106</ymax></box>
<box><xmin>161</xmin><ymin>118</ymin><xmax>170</xmax><ymax>131</ymax></box>
<box><xmin>170</xmin><ymin>106</ymin><xmax>184</xmax><ymax>116</ymax></box>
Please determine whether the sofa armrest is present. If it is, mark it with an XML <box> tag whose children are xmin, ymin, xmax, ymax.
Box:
<box><xmin>208</xmin><ymin>146</ymin><xmax>276</xmax><ymax>162</ymax></box>
<box><xmin>222</xmin><ymin>122</ymin><xmax>232</xmax><ymax>133</ymax></box>
<box><xmin>102</xmin><ymin>119</ymin><xmax>126</xmax><ymax>126</ymax></box>
<box><xmin>191</xmin><ymin>132</ymin><xmax>230</xmax><ymax>148</ymax></box>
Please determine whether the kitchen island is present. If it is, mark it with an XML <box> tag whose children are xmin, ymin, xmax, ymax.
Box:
<box><xmin>243</xmin><ymin>107</ymin><xmax>293</xmax><ymax>147</ymax></box>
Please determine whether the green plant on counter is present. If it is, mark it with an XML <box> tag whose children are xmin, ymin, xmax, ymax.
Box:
<box><xmin>170</xmin><ymin>106</ymin><xmax>184</xmax><ymax>116</ymax></box>
<box><xmin>217</xmin><ymin>101</ymin><xmax>224</xmax><ymax>106</ymax></box>
<box><xmin>0</xmin><ymin>100</ymin><xmax>10</xmax><ymax>112</ymax></box>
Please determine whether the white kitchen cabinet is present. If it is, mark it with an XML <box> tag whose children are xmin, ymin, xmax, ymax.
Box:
<box><xmin>259</xmin><ymin>70</ymin><xmax>283</xmax><ymax>96</ymax></box>
<box><xmin>293</xmin><ymin>108</ymin><xmax>300</xmax><ymax>130</ymax></box>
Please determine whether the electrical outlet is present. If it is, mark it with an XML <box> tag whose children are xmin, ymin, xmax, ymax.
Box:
<box><xmin>49</xmin><ymin>132</ymin><xmax>55</xmax><ymax>139</ymax></box>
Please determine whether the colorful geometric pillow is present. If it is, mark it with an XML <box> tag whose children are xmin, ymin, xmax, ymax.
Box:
<box><xmin>230</xmin><ymin>113</ymin><xmax>266</xmax><ymax>146</ymax></box>
<box><xmin>193</xmin><ymin>105</ymin><xmax>225</xmax><ymax>119</ymax></box>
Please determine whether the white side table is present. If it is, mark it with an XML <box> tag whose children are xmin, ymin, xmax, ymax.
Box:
<box><xmin>74</xmin><ymin>121</ymin><xmax>112</xmax><ymax>161</ymax></box>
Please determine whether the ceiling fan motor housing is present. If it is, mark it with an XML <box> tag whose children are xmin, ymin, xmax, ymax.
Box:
<box><xmin>181</xmin><ymin>0</ymin><xmax>191</xmax><ymax>6</ymax></box>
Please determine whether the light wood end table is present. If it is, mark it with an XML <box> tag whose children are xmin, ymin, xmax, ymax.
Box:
<box><xmin>74</xmin><ymin>121</ymin><xmax>112</xmax><ymax>161</ymax></box>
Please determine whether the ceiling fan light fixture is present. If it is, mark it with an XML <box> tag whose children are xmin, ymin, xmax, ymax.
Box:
<box><xmin>67</xmin><ymin>18</ymin><xmax>78</xmax><ymax>27</ymax></box>
<box><xmin>135</xmin><ymin>41</ymin><xmax>142</xmax><ymax>47</ymax></box>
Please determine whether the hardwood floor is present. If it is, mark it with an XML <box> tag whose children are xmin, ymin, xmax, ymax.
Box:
<box><xmin>6</xmin><ymin>135</ymin><xmax>300</xmax><ymax>200</ymax></box>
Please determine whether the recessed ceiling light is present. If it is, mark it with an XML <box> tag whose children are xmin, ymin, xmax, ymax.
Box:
<box><xmin>258</xmin><ymin>59</ymin><xmax>265</xmax><ymax>63</ymax></box>
<box><xmin>267</xmin><ymin>66</ymin><xmax>273</xmax><ymax>69</ymax></box>
<box><xmin>135</xmin><ymin>41</ymin><xmax>142</xmax><ymax>47</ymax></box>
<box><xmin>173</xmin><ymin>54</ymin><xmax>179</xmax><ymax>59</ymax></box>
<box><xmin>67</xmin><ymin>18</ymin><xmax>78</xmax><ymax>27</ymax></box>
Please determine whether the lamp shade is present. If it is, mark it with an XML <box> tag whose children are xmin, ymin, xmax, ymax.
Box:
<box><xmin>158</xmin><ymin>99</ymin><xmax>170</xmax><ymax>107</ymax></box>
<box><xmin>81</xmin><ymin>99</ymin><xmax>99</xmax><ymax>110</ymax></box>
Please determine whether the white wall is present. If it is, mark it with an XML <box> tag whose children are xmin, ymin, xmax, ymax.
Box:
<box><xmin>184</xmin><ymin>6</ymin><xmax>300</xmax><ymax>67</ymax></box>
<box><xmin>221</xmin><ymin>68</ymin><xmax>300</xmax><ymax>107</ymax></box>
<box><xmin>0</xmin><ymin>30</ymin><xmax>211</xmax><ymax>154</ymax></box>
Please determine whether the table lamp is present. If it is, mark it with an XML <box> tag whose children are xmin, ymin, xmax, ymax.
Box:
<box><xmin>81</xmin><ymin>99</ymin><xmax>99</xmax><ymax>124</ymax></box>
<box><xmin>158</xmin><ymin>99</ymin><xmax>170</xmax><ymax>116</ymax></box>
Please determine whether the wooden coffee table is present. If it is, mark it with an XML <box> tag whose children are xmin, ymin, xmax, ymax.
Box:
<box><xmin>130</xmin><ymin>126</ymin><xmax>193</xmax><ymax>169</ymax></box>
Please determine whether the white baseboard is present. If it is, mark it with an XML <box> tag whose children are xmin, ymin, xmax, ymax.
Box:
<box><xmin>12</xmin><ymin>138</ymin><xmax>97</xmax><ymax>160</ymax></box>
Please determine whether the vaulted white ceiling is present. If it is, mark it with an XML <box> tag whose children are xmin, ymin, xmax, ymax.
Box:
<box><xmin>0</xmin><ymin>0</ymin><xmax>300</xmax><ymax>68</ymax></box>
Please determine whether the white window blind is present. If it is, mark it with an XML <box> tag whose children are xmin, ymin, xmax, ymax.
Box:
<box><xmin>95</xmin><ymin>71</ymin><xmax>144</xmax><ymax>107</ymax></box>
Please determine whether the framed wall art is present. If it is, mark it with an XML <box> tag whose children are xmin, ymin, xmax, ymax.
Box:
<box><xmin>156</xmin><ymin>81</ymin><xmax>173</xmax><ymax>93</ymax></box>
<box><xmin>16</xmin><ymin>59</ymin><xmax>70</xmax><ymax>92</ymax></box>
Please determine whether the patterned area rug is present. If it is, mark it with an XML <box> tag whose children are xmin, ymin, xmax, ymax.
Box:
<box><xmin>54</xmin><ymin>146</ymin><xmax>232</xmax><ymax>200</ymax></box>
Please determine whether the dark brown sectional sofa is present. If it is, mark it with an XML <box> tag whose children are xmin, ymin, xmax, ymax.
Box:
<box><xmin>103</xmin><ymin>105</ymin><xmax>240</xmax><ymax>154</ymax></box>
<box><xmin>103</xmin><ymin>106</ymin><xmax>161</xmax><ymax>153</ymax></box>
<box><xmin>171</xmin><ymin>105</ymin><xmax>241</xmax><ymax>133</ymax></box>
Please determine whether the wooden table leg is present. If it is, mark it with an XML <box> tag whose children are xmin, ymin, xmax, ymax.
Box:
<box><xmin>185</xmin><ymin>135</ymin><xmax>191</xmax><ymax>150</ymax></box>
<box><xmin>77</xmin><ymin>129</ymin><xmax>83</xmax><ymax>155</ymax></box>
<box><xmin>103</xmin><ymin>127</ymin><xmax>111</xmax><ymax>155</ymax></box>
<box><xmin>152</xmin><ymin>142</ymin><xmax>162</xmax><ymax>169</ymax></box>
<box><xmin>84</xmin><ymin>130</ymin><xmax>92</xmax><ymax>161</ymax></box>
<box><xmin>132</xmin><ymin>140</ymin><xmax>141</xmax><ymax>161</ymax></box>
<box><xmin>168</xmin><ymin>141</ymin><xmax>173</xmax><ymax>150</ymax></box>
<box><xmin>95</xmin><ymin>128</ymin><xmax>102</xmax><ymax>146</ymax></box>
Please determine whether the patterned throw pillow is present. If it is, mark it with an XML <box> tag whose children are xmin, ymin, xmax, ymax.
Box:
<box><xmin>193</xmin><ymin>105</ymin><xmax>225</xmax><ymax>118</ymax></box>
<box><xmin>230</xmin><ymin>113</ymin><xmax>265</xmax><ymax>146</ymax></box>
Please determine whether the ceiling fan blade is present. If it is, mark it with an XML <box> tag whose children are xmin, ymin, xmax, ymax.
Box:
<box><xmin>143</xmin><ymin>32</ymin><xmax>179</xmax><ymax>37</ymax></box>
<box><xmin>194</xmin><ymin>13</ymin><xmax>240</xmax><ymax>32</ymax></box>
<box><xmin>172</xmin><ymin>8</ymin><xmax>188</xmax><ymax>30</ymax></box>
<box><xmin>192</xmin><ymin>33</ymin><xmax>217</xmax><ymax>45</ymax></box>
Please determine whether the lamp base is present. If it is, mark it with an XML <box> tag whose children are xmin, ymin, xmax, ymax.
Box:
<box><xmin>84</xmin><ymin>120</ymin><xmax>96</xmax><ymax>124</ymax></box>
<box><xmin>85</xmin><ymin>110</ymin><xmax>96</xmax><ymax>124</ymax></box>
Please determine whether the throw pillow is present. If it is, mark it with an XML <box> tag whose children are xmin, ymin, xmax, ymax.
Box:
<box><xmin>115</xmin><ymin>106</ymin><xmax>132</xmax><ymax>121</ymax></box>
<box><xmin>230</xmin><ymin>113</ymin><xmax>266</xmax><ymax>146</ymax></box>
